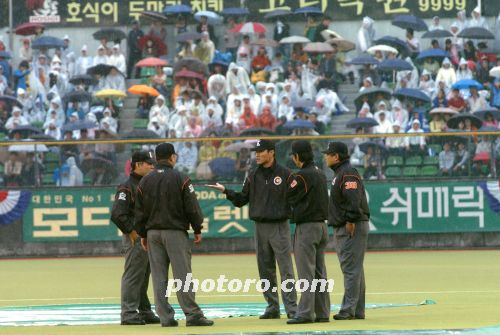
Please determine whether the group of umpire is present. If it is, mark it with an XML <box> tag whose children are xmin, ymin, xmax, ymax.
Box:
<box><xmin>111</xmin><ymin>138</ymin><xmax>370</xmax><ymax>327</ymax></box>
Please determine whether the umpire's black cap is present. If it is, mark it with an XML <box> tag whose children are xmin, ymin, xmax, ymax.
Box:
<box><xmin>322</xmin><ymin>141</ymin><xmax>350</xmax><ymax>158</ymax></box>
<box><xmin>251</xmin><ymin>139</ymin><xmax>275</xmax><ymax>152</ymax></box>
<box><xmin>290</xmin><ymin>140</ymin><xmax>312</xmax><ymax>155</ymax></box>
<box><xmin>155</xmin><ymin>143</ymin><xmax>176</xmax><ymax>160</ymax></box>
<box><xmin>132</xmin><ymin>151</ymin><xmax>155</xmax><ymax>165</ymax></box>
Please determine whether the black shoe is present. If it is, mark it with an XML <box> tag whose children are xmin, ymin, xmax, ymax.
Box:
<box><xmin>121</xmin><ymin>317</ymin><xmax>146</xmax><ymax>325</ymax></box>
<box><xmin>355</xmin><ymin>314</ymin><xmax>365</xmax><ymax>320</ymax></box>
<box><xmin>287</xmin><ymin>317</ymin><xmax>313</xmax><ymax>324</ymax></box>
<box><xmin>333</xmin><ymin>313</ymin><xmax>354</xmax><ymax>320</ymax></box>
<box><xmin>314</xmin><ymin>317</ymin><xmax>330</xmax><ymax>323</ymax></box>
<box><xmin>186</xmin><ymin>317</ymin><xmax>214</xmax><ymax>327</ymax></box>
<box><xmin>142</xmin><ymin>315</ymin><xmax>161</xmax><ymax>324</ymax></box>
<box><xmin>161</xmin><ymin>319</ymin><xmax>178</xmax><ymax>327</ymax></box>
<box><xmin>287</xmin><ymin>313</ymin><xmax>296</xmax><ymax>319</ymax></box>
<box><xmin>259</xmin><ymin>311</ymin><xmax>280</xmax><ymax>319</ymax></box>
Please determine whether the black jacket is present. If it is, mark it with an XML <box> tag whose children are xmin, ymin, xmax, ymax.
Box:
<box><xmin>134</xmin><ymin>163</ymin><xmax>204</xmax><ymax>237</ymax></box>
<box><xmin>328</xmin><ymin>160</ymin><xmax>370</xmax><ymax>227</ymax></box>
<box><xmin>110</xmin><ymin>172</ymin><xmax>141</xmax><ymax>234</ymax></box>
<box><xmin>287</xmin><ymin>161</ymin><xmax>329</xmax><ymax>224</ymax></box>
<box><xmin>224</xmin><ymin>161</ymin><xmax>292</xmax><ymax>223</ymax></box>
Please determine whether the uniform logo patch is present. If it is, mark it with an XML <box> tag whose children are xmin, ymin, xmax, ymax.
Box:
<box><xmin>290</xmin><ymin>180</ymin><xmax>298</xmax><ymax>188</ymax></box>
<box><xmin>274</xmin><ymin>176</ymin><xmax>282</xmax><ymax>185</ymax></box>
<box><xmin>118</xmin><ymin>192</ymin><xmax>127</xmax><ymax>201</ymax></box>
<box><xmin>189</xmin><ymin>184</ymin><xmax>195</xmax><ymax>193</ymax></box>
<box><xmin>332</xmin><ymin>177</ymin><xmax>337</xmax><ymax>186</ymax></box>
<box><xmin>345</xmin><ymin>181</ymin><xmax>358</xmax><ymax>190</ymax></box>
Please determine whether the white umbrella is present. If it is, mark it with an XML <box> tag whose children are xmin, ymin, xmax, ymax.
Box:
<box><xmin>194</xmin><ymin>11</ymin><xmax>223</xmax><ymax>25</ymax></box>
<box><xmin>8</xmin><ymin>144</ymin><xmax>49</xmax><ymax>152</ymax></box>
<box><xmin>279</xmin><ymin>36</ymin><xmax>311</xmax><ymax>44</ymax></box>
<box><xmin>321</xmin><ymin>29</ymin><xmax>343</xmax><ymax>41</ymax></box>
<box><xmin>304</xmin><ymin>42</ymin><xmax>334</xmax><ymax>53</ymax></box>
<box><xmin>429</xmin><ymin>107</ymin><xmax>458</xmax><ymax>115</ymax></box>
<box><xmin>489</xmin><ymin>66</ymin><xmax>500</xmax><ymax>78</ymax></box>
<box><xmin>224</xmin><ymin>142</ymin><xmax>255</xmax><ymax>152</ymax></box>
<box><xmin>326</xmin><ymin>38</ymin><xmax>355</xmax><ymax>52</ymax></box>
<box><xmin>367</xmin><ymin>45</ymin><xmax>399</xmax><ymax>55</ymax></box>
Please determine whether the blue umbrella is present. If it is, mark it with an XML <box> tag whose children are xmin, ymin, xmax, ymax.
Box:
<box><xmin>375</xmin><ymin>36</ymin><xmax>410</xmax><ymax>56</ymax></box>
<box><xmin>391</xmin><ymin>15</ymin><xmax>428</xmax><ymax>32</ymax></box>
<box><xmin>163</xmin><ymin>4</ymin><xmax>191</xmax><ymax>15</ymax></box>
<box><xmin>283</xmin><ymin>120</ymin><xmax>315</xmax><ymax>129</ymax></box>
<box><xmin>346</xmin><ymin>117</ymin><xmax>379</xmax><ymax>128</ymax></box>
<box><xmin>220</xmin><ymin>7</ymin><xmax>250</xmax><ymax>16</ymax></box>
<box><xmin>348</xmin><ymin>55</ymin><xmax>379</xmax><ymax>65</ymax></box>
<box><xmin>0</xmin><ymin>51</ymin><xmax>11</xmax><ymax>59</ymax></box>
<box><xmin>61</xmin><ymin>120</ymin><xmax>97</xmax><ymax>132</ymax></box>
<box><xmin>32</xmin><ymin>36</ymin><xmax>64</xmax><ymax>49</ymax></box>
<box><xmin>452</xmin><ymin>79</ymin><xmax>483</xmax><ymax>90</ymax></box>
<box><xmin>294</xmin><ymin>7</ymin><xmax>323</xmax><ymax>15</ymax></box>
<box><xmin>422</xmin><ymin>29</ymin><xmax>453</xmax><ymax>39</ymax></box>
<box><xmin>378</xmin><ymin>59</ymin><xmax>413</xmax><ymax>71</ymax></box>
<box><xmin>209</xmin><ymin>158</ymin><xmax>236</xmax><ymax>178</ymax></box>
<box><xmin>474</xmin><ymin>108</ymin><xmax>500</xmax><ymax>120</ymax></box>
<box><xmin>9</xmin><ymin>125</ymin><xmax>42</xmax><ymax>138</ymax></box>
<box><xmin>0</xmin><ymin>95</ymin><xmax>23</xmax><ymax>108</ymax></box>
<box><xmin>416</xmin><ymin>48</ymin><xmax>449</xmax><ymax>60</ymax></box>
<box><xmin>359</xmin><ymin>141</ymin><xmax>387</xmax><ymax>154</ymax></box>
<box><xmin>194</xmin><ymin>11</ymin><xmax>223</xmax><ymax>25</ymax></box>
<box><xmin>393</xmin><ymin>88</ymin><xmax>431</xmax><ymax>103</ymax></box>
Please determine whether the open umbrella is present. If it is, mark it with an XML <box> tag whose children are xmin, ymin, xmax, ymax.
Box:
<box><xmin>30</xmin><ymin>134</ymin><xmax>56</xmax><ymax>141</ymax></box>
<box><xmin>354</xmin><ymin>87</ymin><xmax>392</xmax><ymax>109</ymax></box>
<box><xmin>348</xmin><ymin>55</ymin><xmax>379</xmax><ymax>65</ymax></box>
<box><xmin>264</xmin><ymin>9</ymin><xmax>291</xmax><ymax>19</ymax></box>
<box><xmin>391</xmin><ymin>15</ymin><xmax>428</xmax><ymax>31</ymax></box>
<box><xmin>239</xmin><ymin>128</ymin><xmax>275</xmax><ymax>136</ymax></box>
<box><xmin>378</xmin><ymin>59</ymin><xmax>413</xmax><ymax>71</ymax></box>
<box><xmin>221</xmin><ymin>7</ymin><xmax>250</xmax><ymax>16</ymax></box>
<box><xmin>452</xmin><ymin>79</ymin><xmax>483</xmax><ymax>90</ymax></box>
<box><xmin>422</xmin><ymin>29</ymin><xmax>453</xmax><ymax>39</ymax></box>
<box><xmin>140</xmin><ymin>11</ymin><xmax>168</xmax><ymax>23</ymax></box>
<box><xmin>0</xmin><ymin>95</ymin><xmax>23</xmax><ymax>108</ymax></box>
<box><xmin>447</xmin><ymin>113</ymin><xmax>483</xmax><ymax>129</ymax></box>
<box><xmin>474</xmin><ymin>108</ymin><xmax>500</xmax><ymax>120</ymax></box>
<box><xmin>304</xmin><ymin>42</ymin><xmax>334</xmax><ymax>53</ymax></box>
<box><xmin>138</xmin><ymin>35</ymin><xmax>167</xmax><ymax>55</ymax></box>
<box><xmin>163</xmin><ymin>4</ymin><xmax>191</xmax><ymax>15</ymax></box>
<box><xmin>393</xmin><ymin>88</ymin><xmax>431</xmax><ymax>103</ymax></box>
<box><xmin>8</xmin><ymin>143</ymin><xmax>48</xmax><ymax>152</ymax></box>
<box><xmin>194</xmin><ymin>11</ymin><xmax>223</xmax><ymax>25</ymax></box>
<box><xmin>0</xmin><ymin>51</ymin><xmax>11</xmax><ymax>59</ymax></box>
<box><xmin>359</xmin><ymin>141</ymin><xmax>387</xmax><ymax>154</ymax></box>
<box><xmin>123</xmin><ymin>129</ymin><xmax>160</xmax><ymax>139</ymax></box>
<box><xmin>458</xmin><ymin>27</ymin><xmax>494</xmax><ymax>40</ymax></box>
<box><xmin>320</xmin><ymin>29</ymin><xmax>343</xmax><ymax>41</ymax></box>
<box><xmin>230</xmin><ymin>22</ymin><xmax>267</xmax><ymax>34</ymax></box>
<box><xmin>367</xmin><ymin>45</ymin><xmax>398</xmax><ymax>55</ymax></box>
<box><xmin>174</xmin><ymin>69</ymin><xmax>205</xmax><ymax>80</ymax></box>
<box><xmin>135</xmin><ymin>57</ymin><xmax>168</xmax><ymax>68</ymax></box>
<box><xmin>128</xmin><ymin>85</ymin><xmax>160</xmax><ymax>97</ymax></box>
<box><xmin>224</xmin><ymin>142</ymin><xmax>255</xmax><ymax>152</ymax></box>
<box><xmin>81</xmin><ymin>157</ymin><xmax>116</xmax><ymax>176</ymax></box>
<box><xmin>292</xmin><ymin>99</ymin><xmax>315</xmax><ymax>109</ymax></box>
<box><xmin>280</xmin><ymin>36</ymin><xmax>311</xmax><ymax>44</ymax></box>
<box><xmin>327</xmin><ymin>38</ymin><xmax>355</xmax><ymax>52</ymax></box>
<box><xmin>251</xmin><ymin>39</ymin><xmax>279</xmax><ymax>48</ymax></box>
<box><xmin>93</xmin><ymin>28</ymin><xmax>126</xmax><ymax>41</ymax></box>
<box><xmin>14</xmin><ymin>22</ymin><xmax>44</xmax><ymax>36</ymax></box>
<box><xmin>95</xmin><ymin>89</ymin><xmax>127</xmax><ymax>99</ymax></box>
<box><xmin>86</xmin><ymin>64</ymin><xmax>115</xmax><ymax>76</ymax></box>
<box><xmin>69</xmin><ymin>74</ymin><xmax>97</xmax><ymax>86</ymax></box>
<box><xmin>9</xmin><ymin>125</ymin><xmax>42</xmax><ymax>138</ymax></box>
<box><xmin>283</xmin><ymin>120</ymin><xmax>315</xmax><ymax>129</ymax></box>
<box><xmin>346</xmin><ymin>117</ymin><xmax>379</xmax><ymax>128</ymax></box>
<box><xmin>374</xmin><ymin>36</ymin><xmax>410</xmax><ymax>56</ymax></box>
<box><xmin>173</xmin><ymin>57</ymin><xmax>208</xmax><ymax>76</ymax></box>
<box><xmin>63</xmin><ymin>91</ymin><xmax>93</xmax><ymax>103</ymax></box>
<box><xmin>489</xmin><ymin>66</ymin><xmax>500</xmax><ymax>78</ymax></box>
<box><xmin>175</xmin><ymin>32</ymin><xmax>203</xmax><ymax>42</ymax></box>
<box><xmin>209</xmin><ymin>158</ymin><xmax>236</xmax><ymax>178</ymax></box>
<box><xmin>294</xmin><ymin>7</ymin><xmax>323</xmax><ymax>15</ymax></box>
<box><xmin>416</xmin><ymin>48</ymin><xmax>449</xmax><ymax>61</ymax></box>
<box><xmin>429</xmin><ymin>107</ymin><xmax>458</xmax><ymax>116</ymax></box>
<box><xmin>31</xmin><ymin>36</ymin><xmax>64</xmax><ymax>49</ymax></box>
<box><xmin>473</xmin><ymin>152</ymin><xmax>490</xmax><ymax>162</ymax></box>
<box><xmin>61</xmin><ymin>120</ymin><xmax>97</xmax><ymax>132</ymax></box>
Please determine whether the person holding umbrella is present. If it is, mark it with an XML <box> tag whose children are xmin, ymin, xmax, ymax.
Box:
<box><xmin>207</xmin><ymin>139</ymin><xmax>298</xmax><ymax>320</ymax></box>
<box><xmin>127</xmin><ymin>20</ymin><xmax>144</xmax><ymax>78</ymax></box>
<box><xmin>436</xmin><ymin>58</ymin><xmax>456</xmax><ymax>89</ymax></box>
<box><xmin>405</xmin><ymin>28</ymin><xmax>420</xmax><ymax>54</ymax></box>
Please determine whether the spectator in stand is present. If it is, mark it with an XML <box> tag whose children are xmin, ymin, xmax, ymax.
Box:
<box><xmin>468</xmin><ymin>86</ymin><xmax>487</xmax><ymax>113</ymax></box>
<box><xmin>373</xmin><ymin>110</ymin><xmax>392</xmax><ymax>135</ymax></box>
<box><xmin>127</xmin><ymin>20</ymin><xmax>144</xmax><ymax>78</ymax></box>
<box><xmin>482</xmin><ymin>112</ymin><xmax>499</xmax><ymax>128</ymax></box>
<box><xmin>490</xmin><ymin>78</ymin><xmax>500</xmax><ymax>109</ymax></box>
<box><xmin>4</xmin><ymin>152</ymin><xmax>23</xmax><ymax>186</ymax></box>
<box><xmin>429</xmin><ymin>113</ymin><xmax>446</xmax><ymax>133</ymax></box>
<box><xmin>176</xmin><ymin>140</ymin><xmax>198</xmax><ymax>174</ymax></box>
<box><xmin>439</xmin><ymin>142</ymin><xmax>455</xmax><ymax>176</ymax></box>
<box><xmin>448</xmin><ymin>88</ymin><xmax>467</xmax><ymax>112</ymax></box>
<box><xmin>469</xmin><ymin>6</ymin><xmax>488</xmax><ymax>29</ymax></box>
<box><xmin>390</xmin><ymin>100</ymin><xmax>408</xmax><ymax>130</ymax></box>
<box><xmin>19</xmin><ymin>39</ymin><xmax>32</xmax><ymax>62</ymax></box>
<box><xmin>386</xmin><ymin>122</ymin><xmax>406</xmax><ymax>156</ymax></box>
<box><xmin>405</xmin><ymin>28</ymin><xmax>420</xmax><ymax>55</ymax></box>
<box><xmin>75</xmin><ymin>45</ymin><xmax>93</xmax><ymax>76</ymax></box>
<box><xmin>109</xmin><ymin>45</ymin><xmax>126</xmax><ymax>74</ymax></box>
<box><xmin>239</xmin><ymin>102</ymin><xmax>259</xmax><ymax>129</ymax></box>
<box><xmin>309</xmin><ymin>112</ymin><xmax>325</xmax><ymax>135</ymax></box>
<box><xmin>194</xmin><ymin>32</ymin><xmax>215</xmax><ymax>65</ymax></box>
<box><xmin>419</xmin><ymin>70</ymin><xmax>435</xmax><ymax>97</ymax></box>
<box><xmin>93</xmin><ymin>45</ymin><xmax>109</xmax><ymax>66</ymax></box>
<box><xmin>258</xmin><ymin>105</ymin><xmax>277</xmax><ymax>130</ymax></box>
<box><xmin>313</xmin><ymin>16</ymin><xmax>332</xmax><ymax>42</ymax></box>
<box><xmin>456</xmin><ymin>58</ymin><xmax>473</xmax><ymax>81</ymax></box>
<box><xmin>453</xmin><ymin>142</ymin><xmax>470</xmax><ymax>176</ymax></box>
<box><xmin>435</xmin><ymin>58</ymin><xmax>456</xmax><ymax>89</ymax></box>
<box><xmin>433</xmin><ymin>88</ymin><xmax>448</xmax><ymax>108</ymax></box>
<box><xmin>476</xmin><ymin>56</ymin><xmax>492</xmax><ymax>86</ymax></box>
<box><xmin>405</xmin><ymin>119</ymin><xmax>426</xmax><ymax>156</ymax></box>
<box><xmin>363</xmin><ymin>145</ymin><xmax>384</xmax><ymax>180</ymax></box>
<box><xmin>5</xmin><ymin>107</ymin><xmax>29</xmax><ymax>130</ymax></box>
<box><xmin>422</xmin><ymin>58</ymin><xmax>440</xmax><ymax>78</ymax></box>
<box><xmin>105</xmin><ymin>67</ymin><xmax>126</xmax><ymax>91</ymax></box>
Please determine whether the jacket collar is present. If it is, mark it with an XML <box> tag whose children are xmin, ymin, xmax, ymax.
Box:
<box><xmin>157</xmin><ymin>161</ymin><xmax>174</xmax><ymax>169</ymax></box>
<box><xmin>331</xmin><ymin>160</ymin><xmax>349</xmax><ymax>172</ymax></box>
<box><xmin>130</xmin><ymin>172</ymin><xmax>142</xmax><ymax>181</ymax></box>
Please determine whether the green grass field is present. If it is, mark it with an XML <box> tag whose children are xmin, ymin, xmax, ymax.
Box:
<box><xmin>1</xmin><ymin>250</ymin><xmax>500</xmax><ymax>334</ymax></box>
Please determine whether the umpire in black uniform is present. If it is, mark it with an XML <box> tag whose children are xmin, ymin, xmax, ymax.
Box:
<box><xmin>208</xmin><ymin>139</ymin><xmax>297</xmax><ymax>319</ymax></box>
<box><xmin>323</xmin><ymin>142</ymin><xmax>370</xmax><ymax>320</ymax></box>
<box><xmin>135</xmin><ymin>143</ymin><xmax>214</xmax><ymax>327</ymax></box>
<box><xmin>287</xmin><ymin>140</ymin><xmax>331</xmax><ymax>324</ymax></box>
<box><xmin>111</xmin><ymin>151</ymin><xmax>159</xmax><ymax>325</ymax></box>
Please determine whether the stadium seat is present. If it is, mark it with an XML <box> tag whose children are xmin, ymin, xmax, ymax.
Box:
<box><xmin>386</xmin><ymin>156</ymin><xmax>404</xmax><ymax>166</ymax></box>
<box><xmin>44</xmin><ymin>152</ymin><xmax>60</xmax><ymax>163</ymax></box>
<box><xmin>134</xmin><ymin>119</ymin><xmax>149</xmax><ymax>129</ymax></box>
<box><xmin>84</xmin><ymin>176</ymin><xmax>93</xmax><ymax>185</ymax></box>
<box><xmin>402</xmin><ymin>166</ymin><xmax>420</xmax><ymax>177</ymax></box>
<box><xmin>385</xmin><ymin>166</ymin><xmax>401</xmax><ymax>178</ymax></box>
<box><xmin>420</xmin><ymin>165</ymin><xmax>439</xmax><ymax>177</ymax></box>
<box><xmin>31</xmin><ymin>121</ymin><xmax>44</xmax><ymax>129</ymax></box>
<box><xmin>428</xmin><ymin>144</ymin><xmax>442</xmax><ymax>155</ymax></box>
<box><xmin>42</xmin><ymin>174</ymin><xmax>55</xmax><ymax>185</ymax></box>
<box><xmin>405</xmin><ymin>156</ymin><xmax>423</xmax><ymax>166</ymax></box>
<box><xmin>44</xmin><ymin>162</ymin><xmax>59</xmax><ymax>172</ymax></box>
<box><xmin>423</xmin><ymin>156</ymin><xmax>439</xmax><ymax>165</ymax></box>
<box><xmin>0</xmin><ymin>132</ymin><xmax>6</xmax><ymax>141</ymax></box>
<box><xmin>0</xmin><ymin>164</ymin><xmax>4</xmax><ymax>174</ymax></box>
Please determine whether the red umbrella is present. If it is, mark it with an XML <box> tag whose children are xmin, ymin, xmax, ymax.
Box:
<box><xmin>473</xmin><ymin>152</ymin><xmax>490</xmax><ymax>162</ymax></box>
<box><xmin>135</xmin><ymin>57</ymin><xmax>168</xmax><ymax>68</ymax></box>
<box><xmin>138</xmin><ymin>34</ymin><xmax>168</xmax><ymax>56</ymax></box>
<box><xmin>230</xmin><ymin>22</ymin><xmax>267</xmax><ymax>34</ymax></box>
<box><xmin>174</xmin><ymin>69</ymin><xmax>204</xmax><ymax>80</ymax></box>
<box><xmin>14</xmin><ymin>22</ymin><xmax>45</xmax><ymax>36</ymax></box>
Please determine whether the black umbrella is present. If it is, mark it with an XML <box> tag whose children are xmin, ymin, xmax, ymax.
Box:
<box><xmin>69</xmin><ymin>74</ymin><xmax>97</xmax><ymax>86</ymax></box>
<box><xmin>378</xmin><ymin>59</ymin><xmax>413</xmax><ymax>71</ymax></box>
<box><xmin>173</xmin><ymin>57</ymin><xmax>208</xmax><ymax>76</ymax></box>
<box><xmin>9</xmin><ymin>125</ymin><xmax>42</xmax><ymax>138</ymax></box>
<box><xmin>283</xmin><ymin>120</ymin><xmax>315</xmax><ymax>129</ymax></box>
<box><xmin>391</xmin><ymin>15</ymin><xmax>428</xmax><ymax>31</ymax></box>
<box><xmin>31</xmin><ymin>36</ymin><xmax>64</xmax><ymax>49</ymax></box>
<box><xmin>348</xmin><ymin>55</ymin><xmax>379</xmax><ymax>65</ymax></box>
<box><xmin>141</xmin><ymin>11</ymin><xmax>169</xmax><ymax>23</ymax></box>
<box><xmin>63</xmin><ymin>91</ymin><xmax>93</xmax><ymax>103</ymax></box>
<box><xmin>0</xmin><ymin>95</ymin><xmax>23</xmax><ymax>108</ymax></box>
<box><xmin>354</xmin><ymin>87</ymin><xmax>392</xmax><ymax>110</ymax></box>
<box><xmin>239</xmin><ymin>127</ymin><xmax>275</xmax><ymax>136</ymax></box>
<box><xmin>87</xmin><ymin>64</ymin><xmax>115</xmax><ymax>76</ymax></box>
<box><xmin>30</xmin><ymin>133</ymin><xmax>56</xmax><ymax>141</ymax></box>
<box><xmin>393</xmin><ymin>88</ymin><xmax>431</xmax><ymax>103</ymax></box>
<box><xmin>346</xmin><ymin>117</ymin><xmax>379</xmax><ymax>128</ymax></box>
<box><xmin>458</xmin><ymin>27</ymin><xmax>495</xmax><ymax>40</ymax></box>
<box><xmin>474</xmin><ymin>108</ymin><xmax>500</xmax><ymax>120</ymax></box>
<box><xmin>61</xmin><ymin>120</ymin><xmax>97</xmax><ymax>132</ymax></box>
<box><xmin>447</xmin><ymin>113</ymin><xmax>483</xmax><ymax>129</ymax></box>
<box><xmin>80</xmin><ymin>157</ymin><xmax>116</xmax><ymax>176</ymax></box>
<box><xmin>175</xmin><ymin>32</ymin><xmax>203</xmax><ymax>42</ymax></box>
<box><xmin>123</xmin><ymin>129</ymin><xmax>160</xmax><ymax>139</ymax></box>
<box><xmin>422</xmin><ymin>29</ymin><xmax>453</xmax><ymax>39</ymax></box>
<box><xmin>93</xmin><ymin>28</ymin><xmax>126</xmax><ymax>41</ymax></box>
<box><xmin>264</xmin><ymin>9</ymin><xmax>291</xmax><ymax>19</ymax></box>
<box><xmin>359</xmin><ymin>141</ymin><xmax>387</xmax><ymax>154</ymax></box>
<box><xmin>374</xmin><ymin>36</ymin><xmax>410</xmax><ymax>57</ymax></box>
